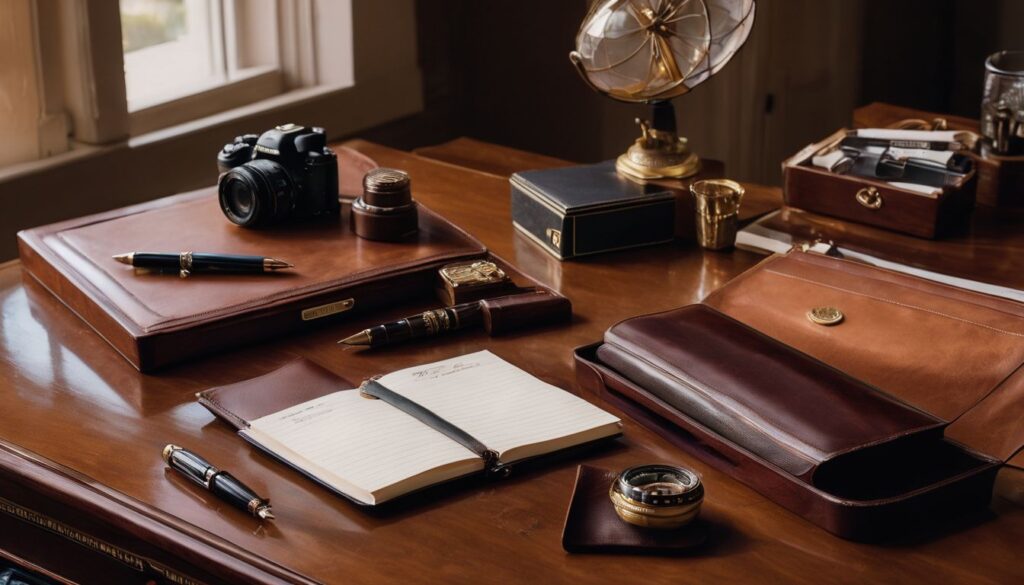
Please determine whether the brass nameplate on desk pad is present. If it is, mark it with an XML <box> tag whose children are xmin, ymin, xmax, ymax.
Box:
<box><xmin>301</xmin><ymin>298</ymin><xmax>355</xmax><ymax>321</ymax></box>
<box><xmin>16</xmin><ymin>152</ymin><xmax>489</xmax><ymax>371</ymax></box>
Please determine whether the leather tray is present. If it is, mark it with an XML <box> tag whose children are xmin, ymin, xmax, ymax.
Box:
<box><xmin>574</xmin><ymin>304</ymin><xmax>1001</xmax><ymax>541</ymax></box>
<box><xmin>561</xmin><ymin>465</ymin><xmax>708</xmax><ymax>554</ymax></box>
<box><xmin>15</xmin><ymin>148</ymin><xmax>512</xmax><ymax>372</ymax></box>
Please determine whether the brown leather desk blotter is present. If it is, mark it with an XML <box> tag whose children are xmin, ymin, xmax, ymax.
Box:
<box><xmin>16</xmin><ymin>148</ymin><xmax>507</xmax><ymax>371</ymax></box>
<box><xmin>562</xmin><ymin>465</ymin><xmax>707</xmax><ymax>554</ymax></box>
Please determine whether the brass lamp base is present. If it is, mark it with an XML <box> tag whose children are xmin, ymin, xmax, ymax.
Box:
<box><xmin>615</xmin><ymin>119</ymin><xmax>701</xmax><ymax>180</ymax></box>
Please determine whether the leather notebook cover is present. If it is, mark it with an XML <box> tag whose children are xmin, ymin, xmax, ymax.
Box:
<box><xmin>17</xmin><ymin>148</ymin><xmax>487</xmax><ymax>371</ymax></box>
<box><xmin>200</xmin><ymin>355</ymin><xmax>621</xmax><ymax>508</ymax></box>
<box><xmin>561</xmin><ymin>465</ymin><xmax>707</xmax><ymax>554</ymax></box>
<box><xmin>197</xmin><ymin>359</ymin><xmax>343</xmax><ymax>430</ymax></box>
<box><xmin>702</xmin><ymin>250</ymin><xmax>1024</xmax><ymax>465</ymax></box>
<box><xmin>198</xmin><ymin>358</ymin><xmax>371</xmax><ymax>507</ymax></box>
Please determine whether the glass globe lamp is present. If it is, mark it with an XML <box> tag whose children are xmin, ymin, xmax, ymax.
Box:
<box><xmin>570</xmin><ymin>0</ymin><xmax>756</xmax><ymax>180</ymax></box>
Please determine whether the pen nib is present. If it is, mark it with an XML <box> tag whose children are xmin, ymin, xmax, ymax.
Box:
<box><xmin>112</xmin><ymin>253</ymin><xmax>134</xmax><ymax>265</ymax></box>
<box><xmin>263</xmin><ymin>258</ymin><xmax>294</xmax><ymax>271</ymax></box>
<box><xmin>337</xmin><ymin>330</ymin><xmax>372</xmax><ymax>346</ymax></box>
<box><xmin>258</xmin><ymin>506</ymin><xmax>275</xmax><ymax>520</ymax></box>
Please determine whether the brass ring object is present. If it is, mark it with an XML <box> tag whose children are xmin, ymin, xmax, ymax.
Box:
<box><xmin>855</xmin><ymin>186</ymin><xmax>883</xmax><ymax>210</ymax></box>
<box><xmin>609</xmin><ymin>465</ymin><xmax>704</xmax><ymax>530</ymax></box>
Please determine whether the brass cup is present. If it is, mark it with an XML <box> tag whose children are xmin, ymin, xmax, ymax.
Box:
<box><xmin>690</xmin><ymin>179</ymin><xmax>745</xmax><ymax>250</ymax></box>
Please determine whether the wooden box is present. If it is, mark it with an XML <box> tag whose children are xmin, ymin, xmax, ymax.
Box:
<box><xmin>782</xmin><ymin>130</ymin><xmax>976</xmax><ymax>239</ymax></box>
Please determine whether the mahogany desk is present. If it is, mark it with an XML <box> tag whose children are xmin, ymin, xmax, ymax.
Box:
<box><xmin>0</xmin><ymin>138</ymin><xmax>1020</xmax><ymax>584</ymax></box>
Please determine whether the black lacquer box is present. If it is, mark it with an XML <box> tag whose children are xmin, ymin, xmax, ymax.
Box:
<box><xmin>510</xmin><ymin>161</ymin><xmax>676</xmax><ymax>260</ymax></box>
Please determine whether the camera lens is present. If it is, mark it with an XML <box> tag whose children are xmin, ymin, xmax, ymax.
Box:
<box><xmin>226</xmin><ymin>180</ymin><xmax>254</xmax><ymax>215</ymax></box>
<box><xmin>218</xmin><ymin>159</ymin><xmax>294</xmax><ymax>227</ymax></box>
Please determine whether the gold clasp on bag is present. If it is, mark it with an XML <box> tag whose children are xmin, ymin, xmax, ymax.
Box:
<box><xmin>855</xmin><ymin>186</ymin><xmax>883</xmax><ymax>210</ymax></box>
<box><xmin>807</xmin><ymin>306</ymin><xmax>844</xmax><ymax>326</ymax></box>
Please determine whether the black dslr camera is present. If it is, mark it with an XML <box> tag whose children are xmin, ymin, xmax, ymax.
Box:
<box><xmin>216</xmin><ymin>124</ymin><xmax>339</xmax><ymax>227</ymax></box>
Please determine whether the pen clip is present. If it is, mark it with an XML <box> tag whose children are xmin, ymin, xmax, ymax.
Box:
<box><xmin>179</xmin><ymin>251</ymin><xmax>193</xmax><ymax>278</ymax></box>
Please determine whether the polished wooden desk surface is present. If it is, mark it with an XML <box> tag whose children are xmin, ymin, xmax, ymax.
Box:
<box><xmin>0</xmin><ymin>138</ymin><xmax>1020</xmax><ymax>585</ymax></box>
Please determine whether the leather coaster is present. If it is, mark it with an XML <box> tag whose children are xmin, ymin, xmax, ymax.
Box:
<box><xmin>561</xmin><ymin>465</ymin><xmax>708</xmax><ymax>554</ymax></box>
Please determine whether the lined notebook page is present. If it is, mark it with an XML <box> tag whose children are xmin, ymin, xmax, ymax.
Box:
<box><xmin>379</xmin><ymin>350</ymin><xmax>621</xmax><ymax>462</ymax></box>
<box><xmin>243</xmin><ymin>390</ymin><xmax>482</xmax><ymax>505</ymax></box>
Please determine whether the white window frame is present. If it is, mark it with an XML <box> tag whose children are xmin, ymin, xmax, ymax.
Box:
<box><xmin>89</xmin><ymin>0</ymin><xmax>362</xmax><ymax>137</ymax></box>
<box><xmin>0</xmin><ymin>0</ymin><xmax>422</xmax><ymax>260</ymax></box>
<box><xmin>3</xmin><ymin>0</ymin><xmax>417</xmax><ymax>153</ymax></box>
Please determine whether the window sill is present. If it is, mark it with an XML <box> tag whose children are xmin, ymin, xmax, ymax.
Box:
<box><xmin>129</xmin><ymin>66</ymin><xmax>286</xmax><ymax>136</ymax></box>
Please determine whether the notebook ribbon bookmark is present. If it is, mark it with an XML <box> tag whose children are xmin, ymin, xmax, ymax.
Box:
<box><xmin>360</xmin><ymin>379</ymin><xmax>510</xmax><ymax>476</ymax></box>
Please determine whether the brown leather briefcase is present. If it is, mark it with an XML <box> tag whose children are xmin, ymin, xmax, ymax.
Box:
<box><xmin>575</xmin><ymin>251</ymin><xmax>1024</xmax><ymax>540</ymax></box>
<box><xmin>703</xmin><ymin>250</ymin><xmax>1024</xmax><ymax>465</ymax></box>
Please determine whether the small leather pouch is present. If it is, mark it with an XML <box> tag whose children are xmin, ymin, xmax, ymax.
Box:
<box><xmin>561</xmin><ymin>465</ymin><xmax>707</xmax><ymax>554</ymax></box>
<box><xmin>480</xmin><ymin>290</ymin><xmax>571</xmax><ymax>335</ymax></box>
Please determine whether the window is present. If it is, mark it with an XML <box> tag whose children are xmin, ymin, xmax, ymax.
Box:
<box><xmin>0</xmin><ymin>0</ymin><xmax>373</xmax><ymax>168</ymax></box>
<box><xmin>121</xmin><ymin>0</ymin><xmax>227</xmax><ymax>110</ymax></box>
<box><xmin>121</xmin><ymin>0</ymin><xmax>359</xmax><ymax>135</ymax></box>
<box><xmin>0</xmin><ymin>0</ymin><xmax>420</xmax><ymax>262</ymax></box>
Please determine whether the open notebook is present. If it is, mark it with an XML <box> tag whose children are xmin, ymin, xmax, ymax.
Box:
<box><xmin>219</xmin><ymin>351</ymin><xmax>621</xmax><ymax>506</ymax></box>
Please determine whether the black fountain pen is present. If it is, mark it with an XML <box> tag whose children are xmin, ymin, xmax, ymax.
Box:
<box><xmin>162</xmin><ymin>445</ymin><xmax>274</xmax><ymax>520</ymax></box>
<box><xmin>339</xmin><ymin>300</ymin><xmax>484</xmax><ymax>348</ymax></box>
<box><xmin>338</xmin><ymin>290</ymin><xmax>571</xmax><ymax>348</ymax></box>
<box><xmin>113</xmin><ymin>251</ymin><xmax>292</xmax><ymax>278</ymax></box>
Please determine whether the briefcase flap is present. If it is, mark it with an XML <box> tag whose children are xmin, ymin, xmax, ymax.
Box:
<box><xmin>597</xmin><ymin>304</ymin><xmax>945</xmax><ymax>481</ymax></box>
<box><xmin>703</xmin><ymin>250</ymin><xmax>1024</xmax><ymax>462</ymax></box>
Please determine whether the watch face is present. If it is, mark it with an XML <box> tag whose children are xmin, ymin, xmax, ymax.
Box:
<box><xmin>615</xmin><ymin>465</ymin><xmax>704</xmax><ymax>507</ymax></box>
<box><xmin>609</xmin><ymin>464</ymin><xmax>705</xmax><ymax>529</ymax></box>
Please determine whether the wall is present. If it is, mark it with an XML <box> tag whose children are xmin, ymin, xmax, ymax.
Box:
<box><xmin>450</xmin><ymin>0</ymin><xmax>865</xmax><ymax>185</ymax></box>
<box><xmin>861</xmin><ymin>0</ymin><xmax>1024</xmax><ymax>118</ymax></box>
